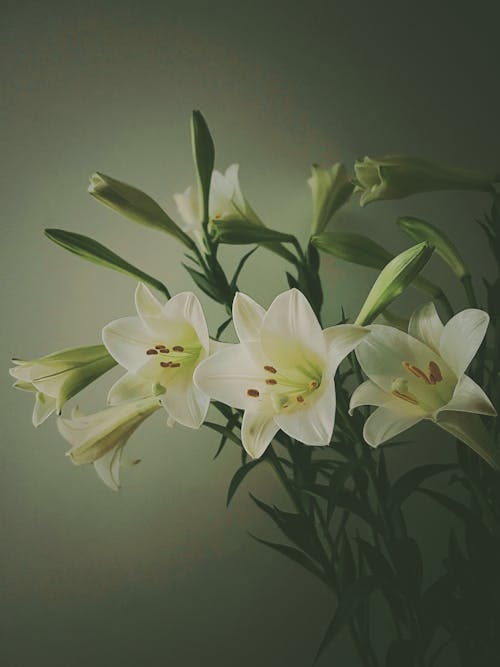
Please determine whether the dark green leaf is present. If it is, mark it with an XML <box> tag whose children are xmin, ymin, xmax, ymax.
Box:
<box><xmin>182</xmin><ymin>263</ymin><xmax>223</xmax><ymax>302</ymax></box>
<box><xmin>230</xmin><ymin>246</ymin><xmax>258</xmax><ymax>289</ymax></box>
<box><xmin>191</xmin><ymin>110</ymin><xmax>215</xmax><ymax>224</ymax></box>
<box><xmin>389</xmin><ymin>463</ymin><xmax>457</xmax><ymax>509</ymax></box>
<box><xmin>203</xmin><ymin>421</ymin><xmax>242</xmax><ymax>448</ymax></box>
<box><xmin>249</xmin><ymin>534</ymin><xmax>326</xmax><ymax>585</ymax></box>
<box><xmin>213</xmin><ymin>412</ymin><xmax>240</xmax><ymax>460</ymax></box>
<box><xmin>226</xmin><ymin>460</ymin><xmax>261</xmax><ymax>506</ymax></box>
<box><xmin>386</xmin><ymin>640</ymin><xmax>416</xmax><ymax>667</ymax></box>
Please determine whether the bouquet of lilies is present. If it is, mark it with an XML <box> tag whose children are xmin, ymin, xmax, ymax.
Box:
<box><xmin>10</xmin><ymin>112</ymin><xmax>500</xmax><ymax>666</ymax></box>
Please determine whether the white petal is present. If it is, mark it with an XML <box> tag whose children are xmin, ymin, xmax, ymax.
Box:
<box><xmin>232</xmin><ymin>292</ymin><xmax>266</xmax><ymax>343</ymax></box>
<box><xmin>275</xmin><ymin>377</ymin><xmax>336</xmax><ymax>446</ymax></box>
<box><xmin>173</xmin><ymin>185</ymin><xmax>199</xmax><ymax>228</ymax></box>
<box><xmin>107</xmin><ymin>372</ymin><xmax>155</xmax><ymax>405</ymax></box>
<box><xmin>102</xmin><ymin>316</ymin><xmax>152</xmax><ymax>372</ymax></box>
<box><xmin>161</xmin><ymin>372</ymin><xmax>210</xmax><ymax>429</ymax></box>
<box><xmin>323</xmin><ymin>324</ymin><xmax>369</xmax><ymax>372</ymax></box>
<box><xmin>241</xmin><ymin>410</ymin><xmax>279</xmax><ymax>458</ymax></box>
<box><xmin>439</xmin><ymin>309</ymin><xmax>489</xmax><ymax>377</ymax></box>
<box><xmin>194</xmin><ymin>344</ymin><xmax>265</xmax><ymax>410</ymax></box>
<box><xmin>208</xmin><ymin>339</ymin><xmax>233</xmax><ymax>355</ymax></box>
<box><xmin>93</xmin><ymin>445</ymin><xmax>123</xmax><ymax>491</ymax></box>
<box><xmin>161</xmin><ymin>292</ymin><xmax>210</xmax><ymax>352</ymax></box>
<box><xmin>261</xmin><ymin>289</ymin><xmax>326</xmax><ymax>369</ymax></box>
<box><xmin>9</xmin><ymin>364</ymin><xmax>33</xmax><ymax>382</ymax></box>
<box><xmin>408</xmin><ymin>302</ymin><xmax>444</xmax><ymax>353</ymax></box>
<box><xmin>32</xmin><ymin>393</ymin><xmax>57</xmax><ymax>426</ymax></box>
<box><xmin>135</xmin><ymin>283</ymin><xmax>164</xmax><ymax>325</ymax></box>
<box><xmin>363</xmin><ymin>406</ymin><xmax>422</xmax><ymax>447</ymax></box>
<box><xmin>440</xmin><ymin>374</ymin><xmax>496</xmax><ymax>417</ymax></box>
<box><xmin>349</xmin><ymin>380</ymin><xmax>389</xmax><ymax>414</ymax></box>
<box><xmin>437</xmin><ymin>412</ymin><xmax>500</xmax><ymax>470</ymax></box>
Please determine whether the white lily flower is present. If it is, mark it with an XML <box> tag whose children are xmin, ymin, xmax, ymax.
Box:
<box><xmin>173</xmin><ymin>164</ymin><xmax>262</xmax><ymax>244</ymax></box>
<box><xmin>102</xmin><ymin>283</ymin><xmax>213</xmax><ymax>429</ymax></box>
<box><xmin>194</xmin><ymin>289</ymin><xmax>369</xmax><ymax>458</ymax></box>
<box><xmin>350</xmin><ymin>303</ymin><xmax>498</xmax><ymax>468</ymax></box>
<box><xmin>9</xmin><ymin>345</ymin><xmax>116</xmax><ymax>427</ymax></box>
<box><xmin>58</xmin><ymin>397</ymin><xmax>161</xmax><ymax>490</ymax></box>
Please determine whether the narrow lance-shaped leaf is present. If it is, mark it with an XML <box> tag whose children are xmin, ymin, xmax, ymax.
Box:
<box><xmin>210</xmin><ymin>218</ymin><xmax>297</xmax><ymax>245</ymax></box>
<box><xmin>226</xmin><ymin>460</ymin><xmax>261</xmax><ymax>506</ymax></box>
<box><xmin>388</xmin><ymin>463</ymin><xmax>457</xmax><ymax>509</ymax></box>
<box><xmin>88</xmin><ymin>172</ymin><xmax>192</xmax><ymax>247</ymax></box>
<box><xmin>45</xmin><ymin>229</ymin><xmax>170</xmax><ymax>298</ymax></box>
<box><xmin>249</xmin><ymin>534</ymin><xmax>327</xmax><ymax>585</ymax></box>
<box><xmin>191</xmin><ymin>110</ymin><xmax>215</xmax><ymax>225</ymax></box>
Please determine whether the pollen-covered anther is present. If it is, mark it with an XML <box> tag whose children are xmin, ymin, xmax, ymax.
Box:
<box><xmin>172</xmin><ymin>345</ymin><xmax>184</xmax><ymax>352</ymax></box>
<box><xmin>160</xmin><ymin>348</ymin><xmax>170</xmax><ymax>354</ymax></box>
<box><xmin>170</xmin><ymin>362</ymin><xmax>181</xmax><ymax>368</ymax></box>
<box><xmin>264</xmin><ymin>365</ymin><xmax>277</xmax><ymax>374</ymax></box>
<box><xmin>146</xmin><ymin>349</ymin><xmax>158</xmax><ymax>355</ymax></box>
<box><xmin>308</xmin><ymin>380</ymin><xmax>319</xmax><ymax>389</ymax></box>
<box><xmin>265</xmin><ymin>378</ymin><xmax>277</xmax><ymax>385</ymax></box>
<box><xmin>296</xmin><ymin>395</ymin><xmax>305</xmax><ymax>403</ymax></box>
<box><xmin>402</xmin><ymin>361</ymin><xmax>431</xmax><ymax>384</ymax></box>
<box><xmin>155</xmin><ymin>344</ymin><xmax>166</xmax><ymax>350</ymax></box>
<box><xmin>392</xmin><ymin>390</ymin><xmax>419</xmax><ymax>405</ymax></box>
<box><xmin>247</xmin><ymin>388</ymin><xmax>260</xmax><ymax>397</ymax></box>
<box><xmin>428</xmin><ymin>361</ymin><xmax>443</xmax><ymax>384</ymax></box>
<box><xmin>160</xmin><ymin>361</ymin><xmax>171</xmax><ymax>368</ymax></box>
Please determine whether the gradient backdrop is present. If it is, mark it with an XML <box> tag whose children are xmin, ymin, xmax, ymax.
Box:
<box><xmin>2</xmin><ymin>1</ymin><xmax>500</xmax><ymax>665</ymax></box>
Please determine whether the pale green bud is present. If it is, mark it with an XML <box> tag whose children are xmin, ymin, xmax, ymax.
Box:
<box><xmin>355</xmin><ymin>242</ymin><xmax>434</xmax><ymax>326</ymax></box>
<box><xmin>308</xmin><ymin>163</ymin><xmax>354</xmax><ymax>234</ymax></box>
<box><xmin>354</xmin><ymin>155</ymin><xmax>497</xmax><ymax>207</ymax></box>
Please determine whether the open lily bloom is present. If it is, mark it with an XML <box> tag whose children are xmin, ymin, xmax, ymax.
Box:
<box><xmin>173</xmin><ymin>164</ymin><xmax>262</xmax><ymax>244</ymax></box>
<box><xmin>350</xmin><ymin>303</ymin><xmax>498</xmax><ymax>467</ymax></box>
<box><xmin>194</xmin><ymin>289</ymin><xmax>369</xmax><ymax>458</ymax></box>
<box><xmin>102</xmin><ymin>283</ymin><xmax>212</xmax><ymax>429</ymax></box>
<box><xmin>59</xmin><ymin>396</ymin><xmax>161</xmax><ymax>490</ymax></box>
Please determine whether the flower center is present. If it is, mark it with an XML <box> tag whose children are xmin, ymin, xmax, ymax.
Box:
<box><xmin>144</xmin><ymin>343</ymin><xmax>202</xmax><ymax>374</ymax></box>
<box><xmin>391</xmin><ymin>359</ymin><xmax>453</xmax><ymax>413</ymax></box>
<box><xmin>246</xmin><ymin>361</ymin><xmax>322</xmax><ymax>412</ymax></box>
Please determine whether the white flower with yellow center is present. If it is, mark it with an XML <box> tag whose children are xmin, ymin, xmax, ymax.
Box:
<box><xmin>102</xmin><ymin>283</ymin><xmax>213</xmax><ymax>429</ymax></box>
<box><xmin>194</xmin><ymin>288</ymin><xmax>369</xmax><ymax>458</ymax></box>
<box><xmin>350</xmin><ymin>303</ymin><xmax>498</xmax><ymax>467</ymax></box>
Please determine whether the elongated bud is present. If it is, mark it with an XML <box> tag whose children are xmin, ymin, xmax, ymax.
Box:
<box><xmin>397</xmin><ymin>216</ymin><xmax>468</xmax><ymax>279</ymax></box>
<box><xmin>308</xmin><ymin>163</ymin><xmax>354</xmax><ymax>235</ymax></box>
<box><xmin>191</xmin><ymin>110</ymin><xmax>215</xmax><ymax>225</ymax></box>
<box><xmin>210</xmin><ymin>218</ymin><xmax>295</xmax><ymax>245</ymax></box>
<box><xmin>354</xmin><ymin>155</ymin><xmax>498</xmax><ymax>207</ymax></box>
<box><xmin>355</xmin><ymin>242</ymin><xmax>434</xmax><ymax>325</ymax></box>
<box><xmin>89</xmin><ymin>172</ymin><xmax>191</xmax><ymax>247</ymax></box>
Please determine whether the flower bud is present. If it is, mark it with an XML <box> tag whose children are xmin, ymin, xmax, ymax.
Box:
<box><xmin>308</xmin><ymin>163</ymin><xmax>354</xmax><ymax>234</ymax></box>
<box><xmin>354</xmin><ymin>155</ymin><xmax>497</xmax><ymax>207</ymax></box>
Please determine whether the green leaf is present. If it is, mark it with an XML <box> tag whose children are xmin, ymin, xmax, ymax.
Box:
<box><xmin>191</xmin><ymin>110</ymin><xmax>215</xmax><ymax>224</ymax></box>
<box><xmin>229</xmin><ymin>246</ymin><xmax>258</xmax><ymax>290</ymax></box>
<box><xmin>386</xmin><ymin>640</ymin><xmax>416</xmax><ymax>667</ymax></box>
<box><xmin>182</xmin><ymin>263</ymin><xmax>223</xmax><ymax>302</ymax></box>
<box><xmin>45</xmin><ymin>229</ymin><xmax>170</xmax><ymax>297</ymax></box>
<box><xmin>88</xmin><ymin>172</ymin><xmax>192</xmax><ymax>247</ymax></box>
<box><xmin>203</xmin><ymin>421</ymin><xmax>242</xmax><ymax>448</ymax></box>
<box><xmin>226</xmin><ymin>460</ymin><xmax>261</xmax><ymax>506</ymax></box>
<box><xmin>249</xmin><ymin>534</ymin><xmax>326</xmax><ymax>585</ymax></box>
<box><xmin>210</xmin><ymin>218</ymin><xmax>296</xmax><ymax>245</ymax></box>
<box><xmin>213</xmin><ymin>412</ymin><xmax>240</xmax><ymax>459</ymax></box>
<box><xmin>388</xmin><ymin>463</ymin><xmax>457</xmax><ymax>509</ymax></box>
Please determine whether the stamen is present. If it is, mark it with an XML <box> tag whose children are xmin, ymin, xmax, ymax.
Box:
<box><xmin>265</xmin><ymin>378</ymin><xmax>277</xmax><ymax>385</ymax></box>
<box><xmin>160</xmin><ymin>361</ymin><xmax>171</xmax><ymax>368</ymax></box>
<box><xmin>402</xmin><ymin>361</ymin><xmax>431</xmax><ymax>384</ymax></box>
<box><xmin>428</xmin><ymin>361</ymin><xmax>442</xmax><ymax>384</ymax></box>
<box><xmin>155</xmin><ymin>344</ymin><xmax>166</xmax><ymax>350</ymax></box>
<box><xmin>170</xmin><ymin>362</ymin><xmax>181</xmax><ymax>368</ymax></box>
<box><xmin>146</xmin><ymin>349</ymin><xmax>158</xmax><ymax>355</ymax></box>
<box><xmin>160</xmin><ymin>348</ymin><xmax>170</xmax><ymax>354</ymax></box>
<box><xmin>308</xmin><ymin>380</ymin><xmax>318</xmax><ymax>389</ymax></box>
<box><xmin>247</xmin><ymin>389</ymin><xmax>260</xmax><ymax>397</ymax></box>
<box><xmin>296</xmin><ymin>395</ymin><xmax>305</xmax><ymax>403</ymax></box>
<box><xmin>392</xmin><ymin>390</ymin><xmax>419</xmax><ymax>405</ymax></box>
<box><xmin>264</xmin><ymin>365</ymin><xmax>277</xmax><ymax>374</ymax></box>
<box><xmin>172</xmin><ymin>345</ymin><xmax>184</xmax><ymax>352</ymax></box>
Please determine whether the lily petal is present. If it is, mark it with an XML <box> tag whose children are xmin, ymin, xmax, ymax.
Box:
<box><xmin>323</xmin><ymin>324</ymin><xmax>369</xmax><ymax>372</ymax></box>
<box><xmin>440</xmin><ymin>374</ymin><xmax>497</xmax><ymax>417</ymax></box>
<box><xmin>363</xmin><ymin>405</ymin><xmax>422</xmax><ymax>447</ymax></box>
<box><xmin>161</xmin><ymin>292</ymin><xmax>210</xmax><ymax>352</ymax></box>
<box><xmin>32</xmin><ymin>393</ymin><xmax>57</xmax><ymax>426</ymax></box>
<box><xmin>408</xmin><ymin>302</ymin><xmax>444</xmax><ymax>353</ymax></box>
<box><xmin>439</xmin><ymin>309</ymin><xmax>489</xmax><ymax>377</ymax></box>
<box><xmin>135</xmin><ymin>283</ymin><xmax>164</xmax><ymax>326</ymax></box>
<box><xmin>241</xmin><ymin>409</ymin><xmax>279</xmax><ymax>458</ymax></box>
<box><xmin>93</xmin><ymin>445</ymin><xmax>123</xmax><ymax>491</ymax></box>
<box><xmin>274</xmin><ymin>377</ymin><xmax>335</xmax><ymax>446</ymax></box>
<box><xmin>107</xmin><ymin>372</ymin><xmax>155</xmax><ymax>405</ymax></box>
<box><xmin>349</xmin><ymin>380</ymin><xmax>389</xmax><ymax>414</ymax></box>
<box><xmin>437</xmin><ymin>412</ymin><xmax>500</xmax><ymax>470</ymax></box>
<box><xmin>232</xmin><ymin>292</ymin><xmax>266</xmax><ymax>343</ymax></box>
<box><xmin>102</xmin><ymin>316</ymin><xmax>153</xmax><ymax>373</ymax></box>
<box><xmin>161</xmin><ymin>371</ymin><xmax>210</xmax><ymax>429</ymax></box>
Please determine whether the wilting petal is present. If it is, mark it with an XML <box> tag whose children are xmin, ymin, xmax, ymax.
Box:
<box><xmin>439</xmin><ymin>309</ymin><xmax>489</xmax><ymax>377</ymax></box>
<box><xmin>32</xmin><ymin>393</ymin><xmax>57</xmax><ymax>426</ymax></box>
<box><xmin>161</xmin><ymin>371</ymin><xmax>210</xmax><ymax>428</ymax></box>
<box><xmin>232</xmin><ymin>292</ymin><xmax>266</xmax><ymax>343</ymax></box>
<box><xmin>107</xmin><ymin>372</ymin><xmax>155</xmax><ymax>405</ymax></box>
<box><xmin>440</xmin><ymin>374</ymin><xmax>497</xmax><ymax>417</ymax></box>
<box><xmin>363</xmin><ymin>405</ymin><xmax>422</xmax><ymax>447</ymax></box>
<box><xmin>93</xmin><ymin>445</ymin><xmax>123</xmax><ymax>491</ymax></box>
<box><xmin>102</xmin><ymin>316</ymin><xmax>153</xmax><ymax>372</ymax></box>
<box><xmin>349</xmin><ymin>380</ymin><xmax>389</xmax><ymax>414</ymax></box>
<box><xmin>275</xmin><ymin>377</ymin><xmax>336</xmax><ymax>446</ymax></box>
<box><xmin>161</xmin><ymin>292</ymin><xmax>210</xmax><ymax>352</ymax></box>
<box><xmin>241</xmin><ymin>409</ymin><xmax>279</xmax><ymax>458</ymax></box>
<box><xmin>323</xmin><ymin>324</ymin><xmax>369</xmax><ymax>371</ymax></box>
<box><xmin>408</xmin><ymin>302</ymin><xmax>444</xmax><ymax>353</ymax></box>
<box><xmin>261</xmin><ymin>289</ymin><xmax>327</xmax><ymax>368</ymax></box>
<box><xmin>437</xmin><ymin>412</ymin><xmax>500</xmax><ymax>470</ymax></box>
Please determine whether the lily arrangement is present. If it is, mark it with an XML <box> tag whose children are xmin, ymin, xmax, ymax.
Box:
<box><xmin>10</xmin><ymin>112</ymin><xmax>500</xmax><ymax>666</ymax></box>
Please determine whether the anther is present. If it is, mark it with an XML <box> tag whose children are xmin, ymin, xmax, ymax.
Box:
<box><xmin>309</xmin><ymin>380</ymin><xmax>318</xmax><ymax>389</ymax></box>
<box><xmin>264</xmin><ymin>365</ymin><xmax>277</xmax><ymax>374</ymax></box>
<box><xmin>170</xmin><ymin>362</ymin><xmax>181</xmax><ymax>368</ymax></box>
<box><xmin>402</xmin><ymin>361</ymin><xmax>431</xmax><ymax>384</ymax></box>
<box><xmin>172</xmin><ymin>345</ymin><xmax>184</xmax><ymax>352</ymax></box>
<box><xmin>265</xmin><ymin>379</ymin><xmax>277</xmax><ymax>385</ymax></box>
<box><xmin>247</xmin><ymin>389</ymin><xmax>260</xmax><ymax>397</ymax></box>
<box><xmin>428</xmin><ymin>361</ymin><xmax>442</xmax><ymax>384</ymax></box>
<box><xmin>155</xmin><ymin>344</ymin><xmax>166</xmax><ymax>350</ymax></box>
<box><xmin>160</xmin><ymin>361</ymin><xmax>171</xmax><ymax>368</ymax></box>
<box><xmin>160</xmin><ymin>348</ymin><xmax>170</xmax><ymax>354</ymax></box>
<box><xmin>392</xmin><ymin>390</ymin><xmax>419</xmax><ymax>405</ymax></box>
<box><xmin>146</xmin><ymin>349</ymin><xmax>158</xmax><ymax>355</ymax></box>
<box><xmin>296</xmin><ymin>395</ymin><xmax>305</xmax><ymax>403</ymax></box>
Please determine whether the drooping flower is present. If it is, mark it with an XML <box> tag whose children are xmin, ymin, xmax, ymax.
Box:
<box><xmin>102</xmin><ymin>283</ymin><xmax>213</xmax><ymax>429</ymax></box>
<box><xmin>59</xmin><ymin>397</ymin><xmax>162</xmax><ymax>490</ymax></box>
<box><xmin>194</xmin><ymin>289</ymin><xmax>369</xmax><ymax>458</ymax></box>
<box><xmin>9</xmin><ymin>345</ymin><xmax>116</xmax><ymax>427</ymax></box>
<box><xmin>350</xmin><ymin>302</ymin><xmax>498</xmax><ymax>468</ymax></box>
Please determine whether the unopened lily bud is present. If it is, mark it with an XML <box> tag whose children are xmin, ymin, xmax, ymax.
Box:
<box><xmin>308</xmin><ymin>163</ymin><xmax>354</xmax><ymax>235</ymax></box>
<box><xmin>354</xmin><ymin>155</ymin><xmax>497</xmax><ymax>207</ymax></box>
<box><xmin>89</xmin><ymin>172</ymin><xmax>190</xmax><ymax>246</ymax></box>
<box><xmin>9</xmin><ymin>345</ymin><xmax>117</xmax><ymax>426</ymax></box>
<box><xmin>397</xmin><ymin>216</ymin><xmax>469</xmax><ymax>280</ymax></box>
<box><xmin>355</xmin><ymin>242</ymin><xmax>434</xmax><ymax>325</ymax></box>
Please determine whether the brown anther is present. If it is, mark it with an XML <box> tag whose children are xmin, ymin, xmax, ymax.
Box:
<box><xmin>428</xmin><ymin>361</ymin><xmax>442</xmax><ymax>384</ymax></box>
<box><xmin>265</xmin><ymin>378</ymin><xmax>277</xmax><ymax>385</ymax></box>
<box><xmin>160</xmin><ymin>348</ymin><xmax>170</xmax><ymax>354</ymax></box>
<box><xmin>146</xmin><ymin>349</ymin><xmax>158</xmax><ymax>355</ymax></box>
<box><xmin>264</xmin><ymin>365</ymin><xmax>277</xmax><ymax>374</ymax></box>
<box><xmin>172</xmin><ymin>345</ymin><xmax>184</xmax><ymax>352</ymax></box>
<box><xmin>309</xmin><ymin>380</ymin><xmax>318</xmax><ymax>389</ymax></box>
<box><xmin>155</xmin><ymin>344</ymin><xmax>166</xmax><ymax>350</ymax></box>
<box><xmin>160</xmin><ymin>361</ymin><xmax>171</xmax><ymax>368</ymax></box>
<box><xmin>391</xmin><ymin>390</ymin><xmax>418</xmax><ymax>405</ymax></box>
<box><xmin>170</xmin><ymin>362</ymin><xmax>181</xmax><ymax>368</ymax></box>
<box><xmin>296</xmin><ymin>395</ymin><xmax>305</xmax><ymax>403</ymax></box>
<box><xmin>247</xmin><ymin>389</ymin><xmax>260</xmax><ymax>397</ymax></box>
<box><xmin>402</xmin><ymin>361</ymin><xmax>431</xmax><ymax>384</ymax></box>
